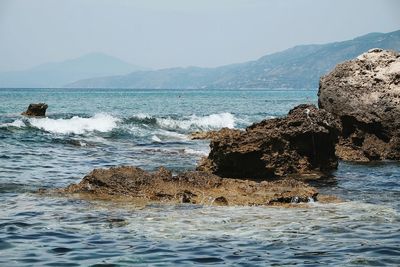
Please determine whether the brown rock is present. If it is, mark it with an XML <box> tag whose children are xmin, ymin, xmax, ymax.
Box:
<box><xmin>190</xmin><ymin>128</ymin><xmax>242</xmax><ymax>140</ymax></box>
<box><xmin>197</xmin><ymin>104</ymin><xmax>340</xmax><ymax>180</ymax></box>
<box><xmin>56</xmin><ymin>165</ymin><xmax>319</xmax><ymax>206</ymax></box>
<box><xmin>318</xmin><ymin>49</ymin><xmax>400</xmax><ymax>161</ymax></box>
<box><xmin>21</xmin><ymin>103</ymin><xmax>48</xmax><ymax>117</ymax></box>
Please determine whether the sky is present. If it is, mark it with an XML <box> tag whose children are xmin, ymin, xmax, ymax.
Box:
<box><xmin>0</xmin><ymin>0</ymin><xmax>399</xmax><ymax>71</ymax></box>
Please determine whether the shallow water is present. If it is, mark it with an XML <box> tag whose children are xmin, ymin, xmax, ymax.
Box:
<box><xmin>0</xmin><ymin>89</ymin><xmax>399</xmax><ymax>266</ymax></box>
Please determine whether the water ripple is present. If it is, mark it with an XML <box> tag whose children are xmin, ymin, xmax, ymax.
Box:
<box><xmin>1</xmin><ymin>89</ymin><xmax>399</xmax><ymax>266</ymax></box>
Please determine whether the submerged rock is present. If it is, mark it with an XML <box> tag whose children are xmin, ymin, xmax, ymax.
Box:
<box><xmin>318</xmin><ymin>49</ymin><xmax>400</xmax><ymax>161</ymax></box>
<box><xmin>58</xmin><ymin>166</ymin><xmax>318</xmax><ymax>206</ymax></box>
<box><xmin>21</xmin><ymin>103</ymin><xmax>48</xmax><ymax>117</ymax></box>
<box><xmin>197</xmin><ymin>104</ymin><xmax>340</xmax><ymax>180</ymax></box>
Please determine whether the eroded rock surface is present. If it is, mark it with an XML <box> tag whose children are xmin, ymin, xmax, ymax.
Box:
<box><xmin>57</xmin><ymin>166</ymin><xmax>319</xmax><ymax>206</ymax></box>
<box><xmin>190</xmin><ymin>128</ymin><xmax>242</xmax><ymax>140</ymax></box>
<box><xmin>21</xmin><ymin>103</ymin><xmax>48</xmax><ymax>117</ymax></box>
<box><xmin>197</xmin><ymin>104</ymin><xmax>340</xmax><ymax>180</ymax></box>
<box><xmin>318</xmin><ymin>49</ymin><xmax>400</xmax><ymax>161</ymax></box>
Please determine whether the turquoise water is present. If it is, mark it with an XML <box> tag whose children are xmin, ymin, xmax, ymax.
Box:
<box><xmin>0</xmin><ymin>89</ymin><xmax>399</xmax><ymax>266</ymax></box>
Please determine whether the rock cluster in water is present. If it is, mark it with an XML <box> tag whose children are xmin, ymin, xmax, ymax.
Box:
<box><xmin>58</xmin><ymin>166</ymin><xmax>318</xmax><ymax>206</ymax></box>
<box><xmin>319</xmin><ymin>48</ymin><xmax>400</xmax><ymax>161</ymax></box>
<box><xmin>197</xmin><ymin>104</ymin><xmax>340</xmax><ymax>180</ymax></box>
<box><xmin>55</xmin><ymin>48</ymin><xmax>399</xmax><ymax>206</ymax></box>
<box><xmin>21</xmin><ymin>103</ymin><xmax>48</xmax><ymax>117</ymax></box>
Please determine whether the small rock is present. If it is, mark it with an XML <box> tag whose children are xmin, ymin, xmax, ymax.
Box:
<box><xmin>21</xmin><ymin>103</ymin><xmax>48</xmax><ymax>117</ymax></box>
<box><xmin>214</xmin><ymin>196</ymin><xmax>229</xmax><ymax>206</ymax></box>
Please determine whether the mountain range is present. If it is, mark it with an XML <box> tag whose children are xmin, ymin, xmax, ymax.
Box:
<box><xmin>1</xmin><ymin>30</ymin><xmax>399</xmax><ymax>89</ymax></box>
<box><xmin>67</xmin><ymin>30</ymin><xmax>400</xmax><ymax>89</ymax></box>
<box><xmin>0</xmin><ymin>53</ymin><xmax>145</xmax><ymax>88</ymax></box>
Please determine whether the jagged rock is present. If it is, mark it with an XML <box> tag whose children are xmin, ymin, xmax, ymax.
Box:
<box><xmin>318</xmin><ymin>49</ymin><xmax>400</xmax><ymax>161</ymax></box>
<box><xmin>197</xmin><ymin>104</ymin><xmax>340</xmax><ymax>180</ymax></box>
<box><xmin>57</xmin><ymin>166</ymin><xmax>319</xmax><ymax>206</ymax></box>
<box><xmin>190</xmin><ymin>128</ymin><xmax>242</xmax><ymax>140</ymax></box>
<box><xmin>21</xmin><ymin>103</ymin><xmax>48</xmax><ymax>117</ymax></box>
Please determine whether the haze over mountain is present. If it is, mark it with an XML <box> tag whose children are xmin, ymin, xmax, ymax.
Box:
<box><xmin>0</xmin><ymin>53</ymin><xmax>145</xmax><ymax>88</ymax></box>
<box><xmin>67</xmin><ymin>30</ymin><xmax>400</xmax><ymax>89</ymax></box>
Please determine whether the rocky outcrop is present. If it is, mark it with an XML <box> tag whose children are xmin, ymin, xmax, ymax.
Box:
<box><xmin>318</xmin><ymin>49</ymin><xmax>400</xmax><ymax>161</ymax></box>
<box><xmin>197</xmin><ymin>104</ymin><xmax>340</xmax><ymax>180</ymax></box>
<box><xmin>56</xmin><ymin>166</ymin><xmax>319</xmax><ymax>206</ymax></box>
<box><xmin>190</xmin><ymin>128</ymin><xmax>243</xmax><ymax>140</ymax></box>
<box><xmin>21</xmin><ymin>103</ymin><xmax>48</xmax><ymax>117</ymax></box>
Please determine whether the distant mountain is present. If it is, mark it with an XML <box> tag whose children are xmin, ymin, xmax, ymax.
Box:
<box><xmin>0</xmin><ymin>53</ymin><xmax>146</xmax><ymax>88</ymax></box>
<box><xmin>67</xmin><ymin>30</ymin><xmax>400</xmax><ymax>89</ymax></box>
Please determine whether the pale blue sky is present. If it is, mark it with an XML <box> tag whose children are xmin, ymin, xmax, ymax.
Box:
<box><xmin>0</xmin><ymin>0</ymin><xmax>399</xmax><ymax>71</ymax></box>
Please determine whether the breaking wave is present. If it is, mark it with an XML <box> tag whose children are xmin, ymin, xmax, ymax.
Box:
<box><xmin>123</xmin><ymin>112</ymin><xmax>236</xmax><ymax>131</ymax></box>
<box><xmin>1</xmin><ymin>112</ymin><xmax>239</xmax><ymax>136</ymax></box>
<box><xmin>28</xmin><ymin>113</ymin><xmax>120</xmax><ymax>134</ymax></box>
<box><xmin>0</xmin><ymin>119</ymin><xmax>25</xmax><ymax>128</ymax></box>
<box><xmin>157</xmin><ymin>112</ymin><xmax>236</xmax><ymax>131</ymax></box>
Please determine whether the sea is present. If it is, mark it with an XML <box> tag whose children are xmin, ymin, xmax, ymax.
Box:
<box><xmin>0</xmin><ymin>88</ymin><xmax>399</xmax><ymax>266</ymax></box>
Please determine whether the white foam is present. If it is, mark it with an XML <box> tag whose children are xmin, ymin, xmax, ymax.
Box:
<box><xmin>28</xmin><ymin>113</ymin><xmax>120</xmax><ymax>134</ymax></box>
<box><xmin>184</xmin><ymin>148</ymin><xmax>209</xmax><ymax>156</ymax></box>
<box><xmin>135</xmin><ymin>113</ymin><xmax>153</xmax><ymax>120</ymax></box>
<box><xmin>157</xmin><ymin>113</ymin><xmax>236</xmax><ymax>131</ymax></box>
<box><xmin>156</xmin><ymin>129</ymin><xmax>189</xmax><ymax>140</ymax></box>
<box><xmin>0</xmin><ymin>119</ymin><xmax>26</xmax><ymax>128</ymax></box>
<box><xmin>123</xmin><ymin>124</ymin><xmax>148</xmax><ymax>137</ymax></box>
<box><xmin>151</xmin><ymin>135</ymin><xmax>162</xmax><ymax>142</ymax></box>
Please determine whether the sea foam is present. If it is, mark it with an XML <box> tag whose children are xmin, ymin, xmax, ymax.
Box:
<box><xmin>28</xmin><ymin>113</ymin><xmax>120</xmax><ymax>134</ymax></box>
<box><xmin>157</xmin><ymin>112</ymin><xmax>236</xmax><ymax>131</ymax></box>
<box><xmin>0</xmin><ymin>119</ymin><xmax>25</xmax><ymax>128</ymax></box>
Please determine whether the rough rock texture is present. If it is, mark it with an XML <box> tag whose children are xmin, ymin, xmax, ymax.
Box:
<box><xmin>318</xmin><ymin>49</ymin><xmax>400</xmax><ymax>161</ymax></box>
<box><xmin>21</xmin><ymin>103</ymin><xmax>48</xmax><ymax>117</ymax></box>
<box><xmin>57</xmin><ymin>166</ymin><xmax>319</xmax><ymax>206</ymax></box>
<box><xmin>197</xmin><ymin>104</ymin><xmax>340</xmax><ymax>180</ymax></box>
<box><xmin>190</xmin><ymin>128</ymin><xmax>243</xmax><ymax>140</ymax></box>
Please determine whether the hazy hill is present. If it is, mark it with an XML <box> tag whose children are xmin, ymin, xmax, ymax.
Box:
<box><xmin>67</xmin><ymin>30</ymin><xmax>400</xmax><ymax>89</ymax></box>
<box><xmin>0</xmin><ymin>53</ymin><xmax>145</xmax><ymax>88</ymax></box>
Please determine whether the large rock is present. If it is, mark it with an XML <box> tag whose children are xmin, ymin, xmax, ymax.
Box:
<box><xmin>318</xmin><ymin>49</ymin><xmax>400</xmax><ymax>161</ymax></box>
<box><xmin>197</xmin><ymin>104</ymin><xmax>340</xmax><ymax>180</ymax></box>
<box><xmin>57</xmin><ymin>166</ymin><xmax>319</xmax><ymax>206</ymax></box>
<box><xmin>21</xmin><ymin>103</ymin><xmax>48</xmax><ymax>117</ymax></box>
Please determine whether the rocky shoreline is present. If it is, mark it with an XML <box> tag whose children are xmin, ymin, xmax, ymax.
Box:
<box><xmin>195</xmin><ymin>49</ymin><xmax>400</xmax><ymax>164</ymax></box>
<box><xmin>196</xmin><ymin>104</ymin><xmax>340</xmax><ymax>180</ymax></box>
<box><xmin>319</xmin><ymin>48</ymin><xmax>400</xmax><ymax>161</ymax></box>
<box><xmin>52</xmin><ymin>166</ymin><xmax>320</xmax><ymax>206</ymax></box>
<box><xmin>41</xmin><ymin>49</ymin><xmax>399</xmax><ymax>207</ymax></box>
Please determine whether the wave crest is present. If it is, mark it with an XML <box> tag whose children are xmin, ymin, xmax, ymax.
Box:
<box><xmin>1</xmin><ymin>112</ymin><xmax>238</xmax><ymax>136</ymax></box>
<box><xmin>28</xmin><ymin>113</ymin><xmax>120</xmax><ymax>134</ymax></box>
<box><xmin>157</xmin><ymin>113</ymin><xmax>236</xmax><ymax>131</ymax></box>
<box><xmin>0</xmin><ymin>119</ymin><xmax>25</xmax><ymax>128</ymax></box>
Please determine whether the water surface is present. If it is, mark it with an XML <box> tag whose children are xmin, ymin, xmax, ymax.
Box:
<box><xmin>0</xmin><ymin>89</ymin><xmax>399</xmax><ymax>266</ymax></box>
